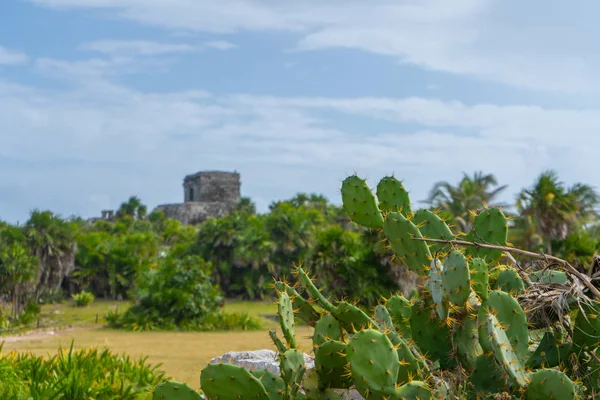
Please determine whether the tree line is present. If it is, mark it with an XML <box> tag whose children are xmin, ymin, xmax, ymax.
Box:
<box><xmin>1</xmin><ymin>169</ymin><xmax>599</xmax><ymax>328</ymax></box>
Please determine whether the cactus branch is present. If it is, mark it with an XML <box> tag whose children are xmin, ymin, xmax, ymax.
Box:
<box><xmin>412</xmin><ymin>237</ymin><xmax>600</xmax><ymax>300</ymax></box>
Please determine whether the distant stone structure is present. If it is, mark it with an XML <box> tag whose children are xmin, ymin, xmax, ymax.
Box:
<box><xmin>86</xmin><ymin>209</ymin><xmax>116</xmax><ymax>224</ymax></box>
<box><xmin>154</xmin><ymin>170</ymin><xmax>241</xmax><ymax>225</ymax></box>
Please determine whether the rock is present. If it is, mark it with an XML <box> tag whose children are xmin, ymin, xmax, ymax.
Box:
<box><xmin>209</xmin><ymin>350</ymin><xmax>363</xmax><ymax>399</ymax></box>
<box><xmin>209</xmin><ymin>349</ymin><xmax>314</xmax><ymax>375</ymax></box>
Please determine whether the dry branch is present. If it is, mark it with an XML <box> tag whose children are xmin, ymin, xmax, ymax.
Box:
<box><xmin>411</xmin><ymin>237</ymin><xmax>600</xmax><ymax>300</ymax></box>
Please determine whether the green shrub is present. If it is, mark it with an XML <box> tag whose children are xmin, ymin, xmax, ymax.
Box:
<box><xmin>72</xmin><ymin>291</ymin><xmax>95</xmax><ymax>307</ymax></box>
<box><xmin>104</xmin><ymin>254</ymin><xmax>261</xmax><ymax>331</ymax></box>
<box><xmin>0</xmin><ymin>341</ymin><xmax>165</xmax><ymax>399</ymax></box>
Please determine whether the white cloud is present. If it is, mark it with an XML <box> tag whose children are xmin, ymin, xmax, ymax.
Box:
<box><xmin>79</xmin><ymin>40</ymin><xmax>197</xmax><ymax>56</ymax></box>
<box><xmin>29</xmin><ymin>0</ymin><xmax>600</xmax><ymax>93</ymax></box>
<box><xmin>0</xmin><ymin>46</ymin><xmax>28</xmax><ymax>65</ymax></box>
<box><xmin>204</xmin><ymin>40</ymin><xmax>237</xmax><ymax>50</ymax></box>
<box><xmin>2</xmin><ymin>52</ymin><xmax>599</xmax><ymax>224</ymax></box>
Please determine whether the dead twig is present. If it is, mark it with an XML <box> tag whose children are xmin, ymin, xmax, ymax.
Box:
<box><xmin>411</xmin><ymin>237</ymin><xmax>600</xmax><ymax>300</ymax></box>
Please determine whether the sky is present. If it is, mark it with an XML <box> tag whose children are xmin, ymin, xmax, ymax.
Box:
<box><xmin>1</xmin><ymin>0</ymin><xmax>599</xmax><ymax>223</ymax></box>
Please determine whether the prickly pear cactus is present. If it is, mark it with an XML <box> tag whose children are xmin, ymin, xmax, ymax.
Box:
<box><xmin>383</xmin><ymin>211</ymin><xmax>431</xmax><ymax>275</ymax></box>
<box><xmin>312</xmin><ymin>313</ymin><xmax>343</xmax><ymax>347</ymax></box>
<box><xmin>152</xmin><ymin>381</ymin><xmax>202</xmax><ymax>400</ymax></box>
<box><xmin>428</xmin><ymin>258</ymin><xmax>449</xmax><ymax>320</ymax></box>
<box><xmin>314</xmin><ymin>340</ymin><xmax>352</xmax><ymax>389</ymax></box>
<box><xmin>251</xmin><ymin>370</ymin><xmax>286</xmax><ymax>400</ymax></box>
<box><xmin>278</xmin><ymin>291</ymin><xmax>297</xmax><ymax>349</ymax></box>
<box><xmin>529</xmin><ymin>269</ymin><xmax>568</xmax><ymax>285</ymax></box>
<box><xmin>466</xmin><ymin>207</ymin><xmax>508</xmax><ymax>262</ymax></box>
<box><xmin>527</xmin><ymin>369</ymin><xmax>576</xmax><ymax>400</ymax></box>
<box><xmin>274</xmin><ymin>281</ymin><xmax>321</xmax><ymax>326</ymax></box>
<box><xmin>410</xmin><ymin>301</ymin><xmax>456</xmax><ymax>369</ymax></box>
<box><xmin>485</xmin><ymin>313</ymin><xmax>527</xmax><ymax>387</ymax></box>
<box><xmin>442</xmin><ymin>250</ymin><xmax>471</xmax><ymax>306</ymax></box>
<box><xmin>341</xmin><ymin>175</ymin><xmax>384</xmax><ymax>229</ymax></box>
<box><xmin>469</xmin><ymin>257</ymin><xmax>489</xmax><ymax>301</ymax></box>
<box><xmin>412</xmin><ymin>208</ymin><xmax>454</xmax><ymax>255</ymax></box>
<box><xmin>493</xmin><ymin>266</ymin><xmax>526</xmax><ymax>295</ymax></box>
<box><xmin>157</xmin><ymin>172</ymin><xmax>600</xmax><ymax>400</ymax></box>
<box><xmin>478</xmin><ymin>290</ymin><xmax>529</xmax><ymax>362</ymax></box>
<box><xmin>376</xmin><ymin>175</ymin><xmax>412</xmax><ymax>216</ymax></box>
<box><xmin>200</xmin><ymin>364</ymin><xmax>270</xmax><ymax>400</ymax></box>
<box><xmin>346</xmin><ymin>329</ymin><xmax>399</xmax><ymax>397</ymax></box>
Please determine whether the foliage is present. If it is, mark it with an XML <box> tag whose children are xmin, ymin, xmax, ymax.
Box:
<box><xmin>72</xmin><ymin>290</ymin><xmax>95</xmax><ymax>307</ymax></box>
<box><xmin>0</xmin><ymin>341</ymin><xmax>165</xmax><ymax>399</ymax></box>
<box><xmin>306</xmin><ymin>225</ymin><xmax>396</xmax><ymax>307</ymax></box>
<box><xmin>105</xmin><ymin>254</ymin><xmax>261</xmax><ymax>331</ymax></box>
<box><xmin>0</xmin><ymin>241</ymin><xmax>38</xmax><ymax>319</ymax></box>
<box><xmin>157</xmin><ymin>173</ymin><xmax>600</xmax><ymax>400</ymax></box>
<box><xmin>74</xmin><ymin>222</ymin><xmax>159</xmax><ymax>299</ymax></box>
<box><xmin>516</xmin><ymin>170</ymin><xmax>600</xmax><ymax>254</ymax></box>
<box><xmin>422</xmin><ymin>171</ymin><xmax>509</xmax><ymax>233</ymax></box>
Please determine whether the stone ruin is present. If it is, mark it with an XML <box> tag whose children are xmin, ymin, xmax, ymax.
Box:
<box><xmin>153</xmin><ymin>170</ymin><xmax>241</xmax><ymax>225</ymax></box>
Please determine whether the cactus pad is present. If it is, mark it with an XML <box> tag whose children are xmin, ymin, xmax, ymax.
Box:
<box><xmin>312</xmin><ymin>313</ymin><xmax>343</xmax><ymax>347</ymax></box>
<box><xmin>493</xmin><ymin>267</ymin><xmax>526</xmax><ymax>295</ymax></box>
<box><xmin>385</xmin><ymin>294</ymin><xmax>412</xmax><ymax>339</ymax></box>
<box><xmin>314</xmin><ymin>340</ymin><xmax>352</xmax><ymax>389</ymax></box>
<box><xmin>453</xmin><ymin>309</ymin><xmax>482</xmax><ymax>371</ymax></box>
<box><xmin>468</xmin><ymin>355</ymin><xmax>509</xmax><ymax>396</ymax></box>
<box><xmin>341</xmin><ymin>175</ymin><xmax>384</xmax><ymax>229</ymax></box>
<box><xmin>332</xmin><ymin>301</ymin><xmax>373</xmax><ymax>333</ymax></box>
<box><xmin>278</xmin><ymin>291</ymin><xmax>297</xmax><ymax>348</ymax></box>
<box><xmin>573</xmin><ymin>301</ymin><xmax>600</xmax><ymax>350</ymax></box>
<box><xmin>302</xmin><ymin>369</ymin><xmax>345</xmax><ymax>400</ymax></box>
<box><xmin>526</xmin><ymin>331</ymin><xmax>572</xmax><ymax>369</ymax></box>
<box><xmin>428</xmin><ymin>258</ymin><xmax>448</xmax><ymax>320</ymax></box>
<box><xmin>469</xmin><ymin>257</ymin><xmax>489</xmax><ymax>301</ymax></box>
<box><xmin>412</xmin><ymin>209</ymin><xmax>454</xmax><ymax>255</ymax></box>
<box><xmin>384</xmin><ymin>330</ymin><xmax>425</xmax><ymax>384</ymax></box>
<box><xmin>394</xmin><ymin>381</ymin><xmax>432</xmax><ymax>400</ymax></box>
<box><xmin>279</xmin><ymin>349</ymin><xmax>306</xmax><ymax>397</ymax></box>
<box><xmin>485</xmin><ymin>313</ymin><xmax>527</xmax><ymax>387</ymax></box>
<box><xmin>274</xmin><ymin>282</ymin><xmax>321</xmax><ymax>326</ymax></box>
<box><xmin>442</xmin><ymin>250</ymin><xmax>471</xmax><ymax>306</ymax></box>
<box><xmin>466</xmin><ymin>207</ymin><xmax>508</xmax><ymax>262</ymax></box>
<box><xmin>376</xmin><ymin>175</ymin><xmax>412</xmax><ymax>216</ymax></box>
<box><xmin>373</xmin><ymin>304</ymin><xmax>395</xmax><ymax>332</ymax></box>
<box><xmin>346</xmin><ymin>329</ymin><xmax>399</xmax><ymax>397</ymax></box>
<box><xmin>529</xmin><ymin>269</ymin><xmax>568</xmax><ymax>285</ymax></box>
<box><xmin>527</xmin><ymin>368</ymin><xmax>576</xmax><ymax>400</ymax></box>
<box><xmin>251</xmin><ymin>370</ymin><xmax>285</xmax><ymax>400</ymax></box>
<box><xmin>295</xmin><ymin>266</ymin><xmax>335</xmax><ymax>313</ymax></box>
<box><xmin>478</xmin><ymin>290</ymin><xmax>529</xmax><ymax>362</ymax></box>
<box><xmin>383</xmin><ymin>211</ymin><xmax>432</xmax><ymax>275</ymax></box>
<box><xmin>200</xmin><ymin>364</ymin><xmax>270</xmax><ymax>400</ymax></box>
<box><xmin>409</xmin><ymin>301</ymin><xmax>456</xmax><ymax>369</ymax></box>
<box><xmin>152</xmin><ymin>381</ymin><xmax>202</xmax><ymax>400</ymax></box>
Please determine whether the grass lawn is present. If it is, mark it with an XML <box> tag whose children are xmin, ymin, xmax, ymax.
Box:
<box><xmin>1</xmin><ymin>298</ymin><xmax>314</xmax><ymax>389</ymax></box>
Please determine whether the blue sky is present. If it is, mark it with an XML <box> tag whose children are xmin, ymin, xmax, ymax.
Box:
<box><xmin>1</xmin><ymin>0</ymin><xmax>600</xmax><ymax>223</ymax></box>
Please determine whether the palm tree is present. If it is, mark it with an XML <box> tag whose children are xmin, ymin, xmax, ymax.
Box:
<box><xmin>116</xmin><ymin>196</ymin><xmax>147</xmax><ymax>220</ymax></box>
<box><xmin>423</xmin><ymin>171</ymin><xmax>509</xmax><ymax>233</ymax></box>
<box><xmin>25</xmin><ymin>210</ymin><xmax>78</xmax><ymax>301</ymax></box>
<box><xmin>516</xmin><ymin>170</ymin><xmax>599</xmax><ymax>254</ymax></box>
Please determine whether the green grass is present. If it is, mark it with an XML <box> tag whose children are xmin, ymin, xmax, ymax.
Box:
<box><xmin>2</xmin><ymin>297</ymin><xmax>279</xmax><ymax>335</ymax></box>
<box><xmin>1</xmin><ymin>298</ymin><xmax>301</xmax><ymax>389</ymax></box>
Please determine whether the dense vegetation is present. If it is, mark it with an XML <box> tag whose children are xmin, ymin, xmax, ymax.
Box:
<box><xmin>156</xmin><ymin>172</ymin><xmax>600</xmax><ymax>400</ymax></box>
<box><xmin>0</xmin><ymin>341</ymin><xmax>164</xmax><ymax>399</ymax></box>
<box><xmin>1</xmin><ymin>169</ymin><xmax>599</xmax><ymax>333</ymax></box>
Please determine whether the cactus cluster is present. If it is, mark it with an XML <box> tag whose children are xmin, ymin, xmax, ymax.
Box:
<box><xmin>153</xmin><ymin>173</ymin><xmax>600</xmax><ymax>399</ymax></box>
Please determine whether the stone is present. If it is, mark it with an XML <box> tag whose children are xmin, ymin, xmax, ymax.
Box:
<box><xmin>209</xmin><ymin>349</ymin><xmax>314</xmax><ymax>375</ymax></box>
<box><xmin>208</xmin><ymin>350</ymin><xmax>364</xmax><ymax>399</ymax></box>
<box><xmin>153</xmin><ymin>170</ymin><xmax>242</xmax><ymax>225</ymax></box>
